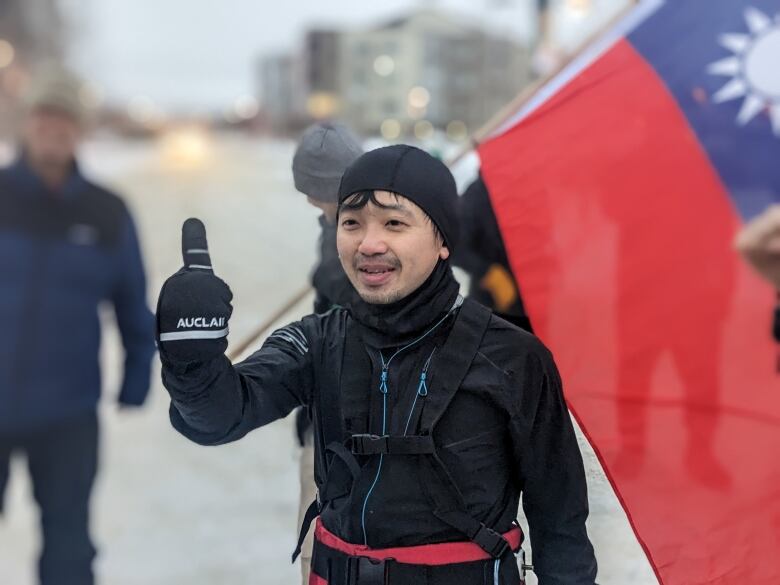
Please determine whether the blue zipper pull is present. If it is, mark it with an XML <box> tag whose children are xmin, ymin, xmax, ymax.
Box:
<box><xmin>417</xmin><ymin>372</ymin><xmax>428</xmax><ymax>396</ymax></box>
<box><xmin>379</xmin><ymin>369</ymin><xmax>389</xmax><ymax>394</ymax></box>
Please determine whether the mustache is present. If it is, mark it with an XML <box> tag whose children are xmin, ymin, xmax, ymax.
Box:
<box><xmin>353</xmin><ymin>254</ymin><xmax>401</xmax><ymax>270</ymax></box>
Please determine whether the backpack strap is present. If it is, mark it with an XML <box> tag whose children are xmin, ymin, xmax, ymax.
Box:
<box><xmin>311</xmin><ymin>314</ymin><xmax>368</xmax><ymax>489</ymax></box>
<box><xmin>319</xmin><ymin>441</ymin><xmax>362</xmax><ymax>502</ymax></box>
<box><xmin>291</xmin><ymin>498</ymin><xmax>319</xmax><ymax>563</ymax></box>
<box><xmin>414</xmin><ymin>300</ymin><xmax>512</xmax><ymax>558</ymax></box>
<box><xmin>297</xmin><ymin>314</ymin><xmax>369</xmax><ymax>563</ymax></box>
<box><xmin>339</xmin><ymin>318</ymin><xmax>372</xmax><ymax>436</ymax></box>
<box><xmin>291</xmin><ymin>438</ymin><xmax>366</xmax><ymax>563</ymax></box>
<box><xmin>418</xmin><ymin>298</ymin><xmax>492</xmax><ymax>432</ymax></box>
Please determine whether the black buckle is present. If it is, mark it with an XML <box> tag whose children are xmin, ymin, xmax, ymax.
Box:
<box><xmin>351</xmin><ymin>434</ymin><xmax>386</xmax><ymax>455</ymax></box>
<box><xmin>346</xmin><ymin>556</ymin><xmax>388</xmax><ymax>585</ymax></box>
<box><xmin>519</xmin><ymin>548</ymin><xmax>534</xmax><ymax>578</ymax></box>
<box><xmin>472</xmin><ymin>524</ymin><xmax>511</xmax><ymax>559</ymax></box>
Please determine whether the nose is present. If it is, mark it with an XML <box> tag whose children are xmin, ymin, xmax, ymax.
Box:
<box><xmin>357</xmin><ymin>223</ymin><xmax>389</xmax><ymax>256</ymax></box>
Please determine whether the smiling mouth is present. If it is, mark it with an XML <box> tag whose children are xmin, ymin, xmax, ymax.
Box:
<box><xmin>359</xmin><ymin>267</ymin><xmax>395</xmax><ymax>275</ymax></box>
<box><xmin>356</xmin><ymin>264</ymin><xmax>397</xmax><ymax>286</ymax></box>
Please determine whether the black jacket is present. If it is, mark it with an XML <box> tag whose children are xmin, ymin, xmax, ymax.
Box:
<box><xmin>454</xmin><ymin>176</ymin><xmax>532</xmax><ymax>331</ymax></box>
<box><xmin>311</xmin><ymin>215</ymin><xmax>354</xmax><ymax>314</ymax></box>
<box><xmin>162</xmin><ymin>300</ymin><xmax>597</xmax><ymax>584</ymax></box>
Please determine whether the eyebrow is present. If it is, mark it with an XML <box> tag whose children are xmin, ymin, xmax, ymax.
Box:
<box><xmin>380</xmin><ymin>203</ymin><xmax>414</xmax><ymax>217</ymax></box>
<box><xmin>339</xmin><ymin>194</ymin><xmax>417</xmax><ymax>218</ymax></box>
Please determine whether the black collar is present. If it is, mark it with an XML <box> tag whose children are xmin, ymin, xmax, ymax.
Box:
<box><xmin>348</xmin><ymin>259</ymin><xmax>461</xmax><ymax>349</ymax></box>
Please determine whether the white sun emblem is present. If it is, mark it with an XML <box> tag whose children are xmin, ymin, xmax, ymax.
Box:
<box><xmin>708</xmin><ymin>7</ymin><xmax>780</xmax><ymax>136</ymax></box>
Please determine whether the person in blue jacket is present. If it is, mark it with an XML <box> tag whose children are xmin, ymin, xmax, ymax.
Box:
<box><xmin>0</xmin><ymin>68</ymin><xmax>155</xmax><ymax>585</ymax></box>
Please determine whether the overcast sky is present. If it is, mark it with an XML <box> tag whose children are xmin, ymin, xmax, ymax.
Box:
<box><xmin>61</xmin><ymin>0</ymin><xmax>628</xmax><ymax>113</ymax></box>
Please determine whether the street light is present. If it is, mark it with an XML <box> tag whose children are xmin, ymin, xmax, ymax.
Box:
<box><xmin>408</xmin><ymin>86</ymin><xmax>431</xmax><ymax>109</ymax></box>
<box><xmin>233</xmin><ymin>95</ymin><xmax>259</xmax><ymax>120</ymax></box>
<box><xmin>446</xmin><ymin>120</ymin><xmax>468</xmax><ymax>141</ymax></box>
<box><xmin>374</xmin><ymin>55</ymin><xmax>395</xmax><ymax>77</ymax></box>
<box><xmin>565</xmin><ymin>0</ymin><xmax>592</xmax><ymax>16</ymax></box>
<box><xmin>414</xmin><ymin>120</ymin><xmax>434</xmax><ymax>140</ymax></box>
<box><xmin>306</xmin><ymin>92</ymin><xmax>339</xmax><ymax>119</ymax></box>
<box><xmin>380</xmin><ymin>119</ymin><xmax>401</xmax><ymax>140</ymax></box>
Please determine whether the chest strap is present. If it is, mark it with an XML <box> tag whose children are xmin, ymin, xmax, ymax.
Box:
<box><xmin>350</xmin><ymin>434</ymin><xmax>435</xmax><ymax>456</ymax></box>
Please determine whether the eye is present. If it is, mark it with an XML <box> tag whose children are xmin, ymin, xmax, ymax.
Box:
<box><xmin>341</xmin><ymin>218</ymin><xmax>359</xmax><ymax>229</ymax></box>
<box><xmin>386</xmin><ymin>219</ymin><xmax>407</xmax><ymax>228</ymax></box>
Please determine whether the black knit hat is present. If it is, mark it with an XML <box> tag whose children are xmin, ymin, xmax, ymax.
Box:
<box><xmin>338</xmin><ymin>145</ymin><xmax>459</xmax><ymax>251</ymax></box>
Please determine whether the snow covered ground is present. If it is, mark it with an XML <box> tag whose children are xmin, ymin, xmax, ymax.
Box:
<box><xmin>0</xmin><ymin>134</ymin><xmax>657</xmax><ymax>584</ymax></box>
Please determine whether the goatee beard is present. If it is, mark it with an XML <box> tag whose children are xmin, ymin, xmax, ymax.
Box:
<box><xmin>359</xmin><ymin>288</ymin><xmax>405</xmax><ymax>305</ymax></box>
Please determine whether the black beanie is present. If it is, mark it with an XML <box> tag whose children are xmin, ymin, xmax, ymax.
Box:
<box><xmin>338</xmin><ymin>145</ymin><xmax>459</xmax><ymax>252</ymax></box>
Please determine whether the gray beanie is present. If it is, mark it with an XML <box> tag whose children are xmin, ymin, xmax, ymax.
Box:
<box><xmin>292</xmin><ymin>122</ymin><xmax>363</xmax><ymax>203</ymax></box>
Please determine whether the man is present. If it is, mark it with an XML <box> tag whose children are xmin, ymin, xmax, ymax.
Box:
<box><xmin>157</xmin><ymin>145</ymin><xmax>597</xmax><ymax>584</ymax></box>
<box><xmin>736</xmin><ymin>204</ymin><xmax>780</xmax><ymax>341</ymax></box>
<box><xmin>291</xmin><ymin>121</ymin><xmax>363</xmax><ymax>582</ymax></box>
<box><xmin>454</xmin><ymin>174</ymin><xmax>533</xmax><ymax>332</ymax></box>
<box><xmin>0</xmin><ymin>69</ymin><xmax>155</xmax><ymax>585</ymax></box>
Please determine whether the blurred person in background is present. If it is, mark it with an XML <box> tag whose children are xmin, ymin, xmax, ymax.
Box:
<box><xmin>0</xmin><ymin>68</ymin><xmax>155</xmax><ymax>585</ymax></box>
<box><xmin>735</xmin><ymin>205</ymin><xmax>780</xmax><ymax>341</ymax></box>
<box><xmin>454</xmin><ymin>174</ymin><xmax>534</xmax><ymax>333</ymax></box>
<box><xmin>290</xmin><ymin>121</ymin><xmax>363</xmax><ymax>583</ymax></box>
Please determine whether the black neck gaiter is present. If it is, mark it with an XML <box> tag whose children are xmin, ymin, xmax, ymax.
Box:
<box><xmin>347</xmin><ymin>259</ymin><xmax>460</xmax><ymax>348</ymax></box>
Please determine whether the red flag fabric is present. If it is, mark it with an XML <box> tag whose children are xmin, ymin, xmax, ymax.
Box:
<box><xmin>479</xmin><ymin>2</ymin><xmax>780</xmax><ymax>584</ymax></box>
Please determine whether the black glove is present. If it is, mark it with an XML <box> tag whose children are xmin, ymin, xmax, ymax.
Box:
<box><xmin>156</xmin><ymin>218</ymin><xmax>233</xmax><ymax>363</ymax></box>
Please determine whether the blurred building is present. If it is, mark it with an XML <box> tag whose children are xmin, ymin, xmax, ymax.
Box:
<box><xmin>258</xmin><ymin>8</ymin><xmax>532</xmax><ymax>140</ymax></box>
<box><xmin>340</xmin><ymin>10</ymin><xmax>531</xmax><ymax>139</ymax></box>
<box><xmin>258</xmin><ymin>52</ymin><xmax>307</xmax><ymax>134</ymax></box>
<box><xmin>305</xmin><ymin>29</ymin><xmax>342</xmax><ymax>97</ymax></box>
<box><xmin>300</xmin><ymin>29</ymin><xmax>343</xmax><ymax>130</ymax></box>
<box><xmin>0</xmin><ymin>0</ymin><xmax>64</xmax><ymax>65</ymax></box>
<box><xmin>0</xmin><ymin>0</ymin><xmax>66</xmax><ymax>136</ymax></box>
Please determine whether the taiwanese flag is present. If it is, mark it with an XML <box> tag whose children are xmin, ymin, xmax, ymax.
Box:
<box><xmin>478</xmin><ymin>1</ymin><xmax>780</xmax><ymax>584</ymax></box>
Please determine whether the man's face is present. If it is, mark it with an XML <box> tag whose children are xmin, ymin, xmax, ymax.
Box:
<box><xmin>337</xmin><ymin>190</ymin><xmax>450</xmax><ymax>305</ymax></box>
<box><xmin>23</xmin><ymin>107</ymin><xmax>80</xmax><ymax>171</ymax></box>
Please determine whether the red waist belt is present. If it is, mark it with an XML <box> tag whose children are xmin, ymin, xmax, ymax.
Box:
<box><xmin>313</xmin><ymin>517</ymin><xmax>523</xmax><ymax>566</ymax></box>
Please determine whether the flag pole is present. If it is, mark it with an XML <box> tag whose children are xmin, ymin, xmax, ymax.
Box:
<box><xmin>227</xmin><ymin>285</ymin><xmax>313</xmax><ymax>361</ymax></box>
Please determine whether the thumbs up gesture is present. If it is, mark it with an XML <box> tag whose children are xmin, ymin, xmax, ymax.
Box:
<box><xmin>156</xmin><ymin>218</ymin><xmax>233</xmax><ymax>363</ymax></box>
